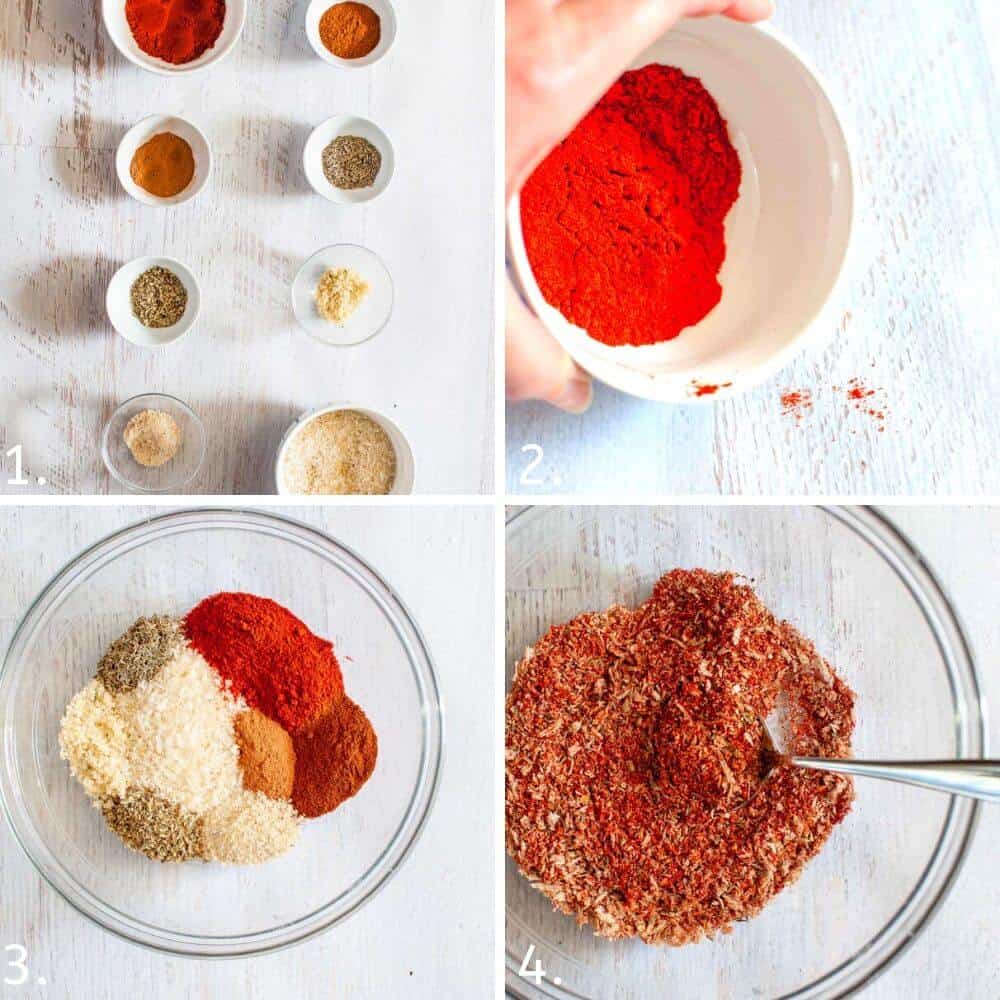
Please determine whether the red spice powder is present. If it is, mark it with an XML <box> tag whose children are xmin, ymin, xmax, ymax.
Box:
<box><xmin>781</xmin><ymin>389</ymin><xmax>813</xmax><ymax>421</ymax></box>
<box><xmin>521</xmin><ymin>65</ymin><xmax>741</xmax><ymax>348</ymax></box>
<box><xmin>184</xmin><ymin>593</ymin><xmax>344</xmax><ymax>733</ymax></box>
<box><xmin>691</xmin><ymin>381</ymin><xmax>733</xmax><ymax>397</ymax></box>
<box><xmin>506</xmin><ymin>570</ymin><xmax>855</xmax><ymax>945</ymax></box>
<box><xmin>126</xmin><ymin>0</ymin><xmax>226</xmax><ymax>66</ymax></box>
<box><xmin>842</xmin><ymin>377</ymin><xmax>887</xmax><ymax>430</ymax></box>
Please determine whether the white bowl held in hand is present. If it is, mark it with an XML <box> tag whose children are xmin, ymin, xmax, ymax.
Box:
<box><xmin>303</xmin><ymin>114</ymin><xmax>395</xmax><ymax>204</ymax></box>
<box><xmin>106</xmin><ymin>256</ymin><xmax>201</xmax><ymax>348</ymax></box>
<box><xmin>101</xmin><ymin>0</ymin><xmax>247</xmax><ymax>76</ymax></box>
<box><xmin>507</xmin><ymin>16</ymin><xmax>855</xmax><ymax>404</ymax></box>
<box><xmin>305</xmin><ymin>0</ymin><xmax>398</xmax><ymax>68</ymax></box>
<box><xmin>292</xmin><ymin>245</ymin><xmax>394</xmax><ymax>347</ymax></box>
<box><xmin>115</xmin><ymin>115</ymin><xmax>212</xmax><ymax>206</ymax></box>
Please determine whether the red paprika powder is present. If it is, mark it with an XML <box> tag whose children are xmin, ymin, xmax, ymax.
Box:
<box><xmin>184</xmin><ymin>592</ymin><xmax>344</xmax><ymax>733</ymax></box>
<box><xmin>521</xmin><ymin>65</ymin><xmax>741</xmax><ymax>348</ymax></box>
<box><xmin>126</xmin><ymin>0</ymin><xmax>226</xmax><ymax>66</ymax></box>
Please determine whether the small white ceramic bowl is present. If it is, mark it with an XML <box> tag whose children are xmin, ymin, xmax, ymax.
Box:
<box><xmin>507</xmin><ymin>16</ymin><xmax>856</xmax><ymax>404</ymax></box>
<box><xmin>292</xmin><ymin>244</ymin><xmax>394</xmax><ymax>347</ymax></box>
<box><xmin>275</xmin><ymin>403</ymin><xmax>415</xmax><ymax>495</ymax></box>
<box><xmin>305</xmin><ymin>0</ymin><xmax>397</xmax><ymax>67</ymax></box>
<box><xmin>101</xmin><ymin>0</ymin><xmax>247</xmax><ymax>76</ymax></box>
<box><xmin>106</xmin><ymin>256</ymin><xmax>201</xmax><ymax>348</ymax></box>
<box><xmin>303</xmin><ymin>114</ymin><xmax>395</xmax><ymax>204</ymax></box>
<box><xmin>101</xmin><ymin>393</ymin><xmax>207</xmax><ymax>493</ymax></box>
<box><xmin>115</xmin><ymin>114</ymin><xmax>212</xmax><ymax>206</ymax></box>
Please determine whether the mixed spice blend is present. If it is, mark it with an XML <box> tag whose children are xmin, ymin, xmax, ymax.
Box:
<box><xmin>506</xmin><ymin>569</ymin><xmax>855</xmax><ymax>945</ymax></box>
<box><xmin>60</xmin><ymin>593</ymin><xmax>377</xmax><ymax>864</ymax></box>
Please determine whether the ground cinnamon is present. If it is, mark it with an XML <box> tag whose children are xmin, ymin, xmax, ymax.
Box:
<box><xmin>234</xmin><ymin>708</ymin><xmax>295</xmax><ymax>800</ymax></box>
<box><xmin>319</xmin><ymin>2</ymin><xmax>381</xmax><ymax>59</ymax></box>
<box><xmin>130</xmin><ymin>132</ymin><xmax>195</xmax><ymax>198</ymax></box>
<box><xmin>291</xmin><ymin>697</ymin><xmax>377</xmax><ymax>818</ymax></box>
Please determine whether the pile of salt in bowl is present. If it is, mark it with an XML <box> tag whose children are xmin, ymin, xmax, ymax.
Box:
<box><xmin>59</xmin><ymin>594</ymin><xmax>377</xmax><ymax>864</ymax></box>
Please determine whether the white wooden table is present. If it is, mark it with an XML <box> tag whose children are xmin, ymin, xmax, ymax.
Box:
<box><xmin>0</xmin><ymin>1</ymin><xmax>495</xmax><ymax>495</ymax></box>
<box><xmin>506</xmin><ymin>0</ymin><xmax>1000</xmax><ymax>496</ymax></box>
<box><xmin>505</xmin><ymin>505</ymin><xmax>1000</xmax><ymax>999</ymax></box>
<box><xmin>0</xmin><ymin>505</ymin><xmax>494</xmax><ymax>998</ymax></box>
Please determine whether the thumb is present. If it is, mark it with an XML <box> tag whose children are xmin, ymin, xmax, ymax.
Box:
<box><xmin>506</xmin><ymin>282</ymin><xmax>593</xmax><ymax>413</ymax></box>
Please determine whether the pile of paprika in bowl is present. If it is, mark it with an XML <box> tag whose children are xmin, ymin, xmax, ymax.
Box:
<box><xmin>507</xmin><ymin>16</ymin><xmax>856</xmax><ymax>404</ymax></box>
<box><xmin>102</xmin><ymin>0</ymin><xmax>248</xmax><ymax>75</ymax></box>
<box><xmin>0</xmin><ymin>508</ymin><xmax>442</xmax><ymax>956</ymax></box>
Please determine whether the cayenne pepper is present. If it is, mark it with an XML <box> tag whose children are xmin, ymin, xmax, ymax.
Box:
<box><xmin>506</xmin><ymin>569</ymin><xmax>855</xmax><ymax>945</ymax></box>
<box><xmin>184</xmin><ymin>592</ymin><xmax>344</xmax><ymax>733</ymax></box>
<box><xmin>126</xmin><ymin>0</ymin><xmax>226</xmax><ymax>66</ymax></box>
<box><xmin>521</xmin><ymin>65</ymin><xmax>741</xmax><ymax>348</ymax></box>
<box><xmin>292</xmin><ymin>697</ymin><xmax>378</xmax><ymax>818</ymax></box>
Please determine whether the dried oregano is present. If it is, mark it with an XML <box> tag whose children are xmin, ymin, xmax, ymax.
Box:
<box><xmin>97</xmin><ymin>615</ymin><xmax>182</xmax><ymax>693</ymax></box>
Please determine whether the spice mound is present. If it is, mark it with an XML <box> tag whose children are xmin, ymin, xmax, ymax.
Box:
<box><xmin>59</xmin><ymin>593</ymin><xmax>378</xmax><ymax>865</ymax></box>
<box><xmin>319</xmin><ymin>2</ymin><xmax>381</xmax><ymax>60</ymax></box>
<box><xmin>322</xmin><ymin>135</ymin><xmax>382</xmax><ymax>190</ymax></box>
<box><xmin>505</xmin><ymin>569</ymin><xmax>855</xmax><ymax>945</ymax></box>
<box><xmin>520</xmin><ymin>65</ymin><xmax>742</xmax><ymax>348</ymax></box>
<box><xmin>130</xmin><ymin>266</ymin><xmax>187</xmax><ymax>328</ymax></box>
<box><xmin>123</xmin><ymin>409</ymin><xmax>182</xmax><ymax>467</ymax></box>
<box><xmin>280</xmin><ymin>409</ymin><xmax>396</xmax><ymax>496</ymax></box>
<box><xmin>130</xmin><ymin>132</ymin><xmax>195</xmax><ymax>198</ymax></box>
<box><xmin>125</xmin><ymin>0</ymin><xmax>226</xmax><ymax>66</ymax></box>
<box><xmin>315</xmin><ymin>266</ymin><xmax>370</xmax><ymax>324</ymax></box>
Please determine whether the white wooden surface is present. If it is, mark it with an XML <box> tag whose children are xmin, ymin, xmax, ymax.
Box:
<box><xmin>506</xmin><ymin>0</ymin><xmax>1000</xmax><ymax>496</ymax></box>
<box><xmin>0</xmin><ymin>0</ymin><xmax>495</xmax><ymax>495</ymax></box>
<box><xmin>0</xmin><ymin>505</ymin><xmax>494</xmax><ymax>998</ymax></box>
<box><xmin>505</xmin><ymin>505</ymin><xmax>1000</xmax><ymax>999</ymax></box>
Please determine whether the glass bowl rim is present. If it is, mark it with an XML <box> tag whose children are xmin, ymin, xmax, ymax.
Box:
<box><xmin>0</xmin><ymin>506</ymin><xmax>444</xmax><ymax>958</ymax></box>
<box><xmin>504</xmin><ymin>504</ymin><xmax>985</xmax><ymax>1000</ymax></box>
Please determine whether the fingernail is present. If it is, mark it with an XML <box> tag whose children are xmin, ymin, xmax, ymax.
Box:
<box><xmin>551</xmin><ymin>374</ymin><xmax>593</xmax><ymax>414</ymax></box>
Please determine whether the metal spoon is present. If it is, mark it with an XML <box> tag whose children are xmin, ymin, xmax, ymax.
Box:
<box><xmin>758</xmin><ymin>718</ymin><xmax>1000</xmax><ymax>803</ymax></box>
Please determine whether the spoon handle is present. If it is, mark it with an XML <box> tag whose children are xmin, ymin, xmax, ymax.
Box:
<box><xmin>789</xmin><ymin>758</ymin><xmax>1000</xmax><ymax>802</ymax></box>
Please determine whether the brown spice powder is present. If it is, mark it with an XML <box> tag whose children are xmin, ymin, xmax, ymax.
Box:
<box><xmin>291</xmin><ymin>697</ymin><xmax>377</xmax><ymax>818</ymax></box>
<box><xmin>234</xmin><ymin>709</ymin><xmax>296</xmax><ymax>800</ymax></box>
<box><xmin>505</xmin><ymin>569</ymin><xmax>855</xmax><ymax>945</ymax></box>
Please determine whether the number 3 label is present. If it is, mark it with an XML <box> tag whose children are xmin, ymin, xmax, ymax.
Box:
<box><xmin>4</xmin><ymin>945</ymin><xmax>28</xmax><ymax>986</ymax></box>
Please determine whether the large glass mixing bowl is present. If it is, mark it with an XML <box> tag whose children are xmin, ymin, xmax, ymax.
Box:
<box><xmin>0</xmin><ymin>508</ymin><xmax>443</xmax><ymax>957</ymax></box>
<box><xmin>506</xmin><ymin>506</ymin><xmax>984</xmax><ymax>999</ymax></box>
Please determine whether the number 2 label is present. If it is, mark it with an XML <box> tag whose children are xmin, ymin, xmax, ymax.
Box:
<box><xmin>520</xmin><ymin>444</ymin><xmax>544</xmax><ymax>486</ymax></box>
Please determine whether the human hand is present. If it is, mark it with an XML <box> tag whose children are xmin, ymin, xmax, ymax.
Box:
<box><xmin>506</xmin><ymin>0</ymin><xmax>773</xmax><ymax>410</ymax></box>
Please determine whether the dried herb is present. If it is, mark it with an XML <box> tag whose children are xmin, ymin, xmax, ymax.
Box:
<box><xmin>130</xmin><ymin>266</ymin><xmax>187</xmax><ymax>328</ymax></box>
<box><xmin>97</xmin><ymin>615</ymin><xmax>183</xmax><ymax>693</ymax></box>
<box><xmin>103</xmin><ymin>788</ymin><xmax>204</xmax><ymax>863</ymax></box>
<box><xmin>321</xmin><ymin>135</ymin><xmax>381</xmax><ymax>189</ymax></box>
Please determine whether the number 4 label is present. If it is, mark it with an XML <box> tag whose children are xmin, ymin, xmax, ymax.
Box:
<box><xmin>518</xmin><ymin>944</ymin><xmax>547</xmax><ymax>984</ymax></box>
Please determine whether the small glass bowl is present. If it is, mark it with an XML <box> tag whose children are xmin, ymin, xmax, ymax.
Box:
<box><xmin>506</xmin><ymin>506</ymin><xmax>984</xmax><ymax>999</ymax></box>
<box><xmin>291</xmin><ymin>245</ymin><xmax>394</xmax><ymax>347</ymax></box>
<box><xmin>0</xmin><ymin>508</ymin><xmax>443</xmax><ymax>956</ymax></box>
<box><xmin>101</xmin><ymin>393</ymin><xmax>207</xmax><ymax>493</ymax></box>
